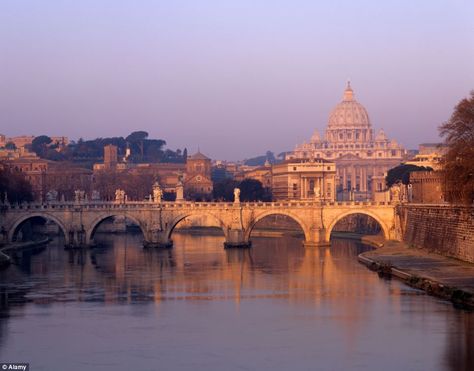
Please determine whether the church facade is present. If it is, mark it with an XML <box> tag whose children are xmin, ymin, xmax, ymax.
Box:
<box><xmin>184</xmin><ymin>151</ymin><xmax>213</xmax><ymax>200</ymax></box>
<box><xmin>287</xmin><ymin>83</ymin><xmax>405</xmax><ymax>200</ymax></box>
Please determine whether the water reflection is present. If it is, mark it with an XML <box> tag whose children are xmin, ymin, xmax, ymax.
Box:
<box><xmin>0</xmin><ymin>232</ymin><xmax>472</xmax><ymax>371</ymax></box>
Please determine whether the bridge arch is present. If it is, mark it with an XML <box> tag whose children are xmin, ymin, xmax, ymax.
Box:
<box><xmin>245</xmin><ymin>211</ymin><xmax>311</xmax><ymax>242</ymax></box>
<box><xmin>325</xmin><ymin>210</ymin><xmax>390</xmax><ymax>241</ymax></box>
<box><xmin>8</xmin><ymin>213</ymin><xmax>68</xmax><ymax>242</ymax></box>
<box><xmin>166</xmin><ymin>212</ymin><xmax>228</xmax><ymax>240</ymax></box>
<box><xmin>86</xmin><ymin>213</ymin><xmax>146</xmax><ymax>245</ymax></box>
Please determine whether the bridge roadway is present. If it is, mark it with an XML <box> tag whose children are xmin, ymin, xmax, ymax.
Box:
<box><xmin>0</xmin><ymin>200</ymin><xmax>400</xmax><ymax>248</ymax></box>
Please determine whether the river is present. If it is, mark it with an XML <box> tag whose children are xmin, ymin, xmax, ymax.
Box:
<box><xmin>0</xmin><ymin>232</ymin><xmax>472</xmax><ymax>371</ymax></box>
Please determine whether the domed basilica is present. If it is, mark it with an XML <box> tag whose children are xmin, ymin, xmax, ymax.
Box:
<box><xmin>287</xmin><ymin>83</ymin><xmax>405</xmax><ymax>200</ymax></box>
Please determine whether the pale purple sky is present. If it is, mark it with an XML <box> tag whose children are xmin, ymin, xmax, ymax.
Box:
<box><xmin>1</xmin><ymin>1</ymin><xmax>473</xmax><ymax>160</ymax></box>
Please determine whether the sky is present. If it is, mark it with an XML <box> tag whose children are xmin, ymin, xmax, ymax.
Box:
<box><xmin>0</xmin><ymin>0</ymin><xmax>473</xmax><ymax>160</ymax></box>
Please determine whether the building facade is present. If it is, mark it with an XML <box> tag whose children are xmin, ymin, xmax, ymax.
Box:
<box><xmin>1</xmin><ymin>158</ymin><xmax>92</xmax><ymax>201</ymax></box>
<box><xmin>404</xmin><ymin>143</ymin><xmax>446</xmax><ymax>171</ymax></box>
<box><xmin>409</xmin><ymin>171</ymin><xmax>445</xmax><ymax>204</ymax></box>
<box><xmin>184</xmin><ymin>151</ymin><xmax>213</xmax><ymax>199</ymax></box>
<box><xmin>272</xmin><ymin>158</ymin><xmax>336</xmax><ymax>201</ymax></box>
<box><xmin>287</xmin><ymin>83</ymin><xmax>405</xmax><ymax>200</ymax></box>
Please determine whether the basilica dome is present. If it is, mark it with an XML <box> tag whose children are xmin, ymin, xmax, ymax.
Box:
<box><xmin>327</xmin><ymin>83</ymin><xmax>371</xmax><ymax>129</ymax></box>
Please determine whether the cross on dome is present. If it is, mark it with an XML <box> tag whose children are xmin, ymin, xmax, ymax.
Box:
<box><xmin>343</xmin><ymin>81</ymin><xmax>354</xmax><ymax>101</ymax></box>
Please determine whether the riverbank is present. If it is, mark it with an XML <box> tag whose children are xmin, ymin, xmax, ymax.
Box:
<box><xmin>0</xmin><ymin>237</ymin><xmax>50</xmax><ymax>269</ymax></box>
<box><xmin>330</xmin><ymin>232</ymin><xmax>385</xmax><ymax>248</ymax></box>
<box><xmin>358</xmin><ymin>241</ymin><xmax>474</xmax><ymax>309</ymax></box>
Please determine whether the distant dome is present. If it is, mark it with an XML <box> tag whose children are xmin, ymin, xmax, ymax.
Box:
<box><xmin>327</xmin><ymin>82</ymin><xmax>371</xmax><ymax>129</ymax></box>
<box><xmin>310</xmin><ymin>129</ymin><xmax>321</xmax><ymax>143</ymax></box>
<box><xmin>375</xmin><ymin>129</ymin><xmax>388</xmax><ymax>141</ymax></box>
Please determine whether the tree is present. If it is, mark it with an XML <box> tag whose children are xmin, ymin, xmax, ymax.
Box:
<box><xmin>145</xmin><ymin>139</ymin><xmax>167</xmax><ymax>162</ymax></box>
<box><xmin>244</xmin><ymin>151</ymin><xmax>276</xmax><ymax>166</ymax></box>
<box><xmin>439</xmin><ymin>91</ymin><xmax>474</xmax><ymax>204</ymax></box>
<box><xmin>238</xmin><ymin>179</ymin><xmax>270</xmax><ymax>201</ymax></box>
<box><xmin>213</xmin><ymin>179</ymin><xmax>238</xmax><ymax>201</ymax></box>
<box><xmin>183</xmin><ymin>148</ymin><xmax>188</xmax><ymax>162</ymax></box>
<box><xmin>5</xmin><ymin>141</ymin><xmax>16</xmax><ymax>150</ymax></box>
<box><xmin>0</xmin><ymin>169</ymin><xmax>33</xmax><ymax>203</ymax></box>
<box><xmin>31</xmin><ymin>135</ymin><xmax>52</xmax><ymax>157</ymax></box>
<box><xmin>386</xmin><ymin>164</ymin><xmax>433</xmax><ymax>188</ymax></box>
<box><xmin>92</xmin><ymin>169</ymin><xmax>155</xmax><ymax>201</ymax></box>
<box><xmin>126</xmin><ymin>131</ymin><xmax>149</xmax><ymax>161</ymax></box>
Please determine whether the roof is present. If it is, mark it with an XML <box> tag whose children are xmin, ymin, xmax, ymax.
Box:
<box><xmin>278</xmin><ymin>157</ymin><xmax>334</xmax><ymax>165</ymax></box>
<box><xmin>189</xmin><ymin>151</ymin><xmax>210</xmax><ymax>160</ymax></box>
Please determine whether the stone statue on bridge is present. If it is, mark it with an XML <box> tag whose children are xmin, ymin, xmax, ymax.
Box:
<box><xmin>74</xmin><ymin>190</ymin><xmax>85</xmax><ymax>203</ymax></box>
<box><xmin>234</xmin><ymin>188</ymin><xmax>240</xmax><ymax>204</ymax></box>
<box><xmin>390</xmin><ymin>183</ymin><xmax>401</xmax><ymax>203</ymax></box>
<box><xmin>46</xmin><ymin>190</ymin><xmax>58</xmax><ymax>202</ymax></box>
<box><xmin>175</xmin><ymin>180</ymin><xmax>184</xmax><ymax>202</ymax></box>
<box><xmin>91</xmin><ymin>190</ymin><xmax>101</xmax><ymax>201</ymax></box>
<box><xmin>115</xmin><ymin>189</ymin><xmax>126</xmax><ymax>204</ymax></box>
<box><xmin>153</xmin><ymin>182</ymin><xmax>163</xmax><ymax>204</ymax></box>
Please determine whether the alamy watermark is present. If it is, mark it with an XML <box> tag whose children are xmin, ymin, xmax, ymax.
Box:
<box><xmin>0</xmin><ymin>364</ymin><xmax>29</xmax><ymax>371</ymax></box>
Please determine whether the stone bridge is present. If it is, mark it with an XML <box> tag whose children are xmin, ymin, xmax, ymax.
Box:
<box><xmin>0</xmin><ymin>200</ymin><xmax>400</xmax><ymax>248</ymax></box>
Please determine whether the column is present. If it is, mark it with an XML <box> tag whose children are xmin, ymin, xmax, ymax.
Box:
<box><xmin>343</xmin><ymin>167</ymin><xmax>347</xmax><ymax>191</ymax></box>
<box><xmin>361</xmin><ymin>167</ymin><xmax>366</xmax><ymax>192</ymax></box>
<box><xmin>300</xmin><ymin>176</ymin><xmax>304</xmax><ymax>199</ymax></box>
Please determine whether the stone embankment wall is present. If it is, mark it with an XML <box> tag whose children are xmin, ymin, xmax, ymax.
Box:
<box><xmin>401</xmin><ymin>204</ymin><xmax>474</xmax><ymax>263</ymax></box>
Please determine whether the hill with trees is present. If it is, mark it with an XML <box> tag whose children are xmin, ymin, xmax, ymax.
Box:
<box><xmin>28</xmin><ymin>131</ymin><xmax>187</xmax><ymax>168</ymax></box>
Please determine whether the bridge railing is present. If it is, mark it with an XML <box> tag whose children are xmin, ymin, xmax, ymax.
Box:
<box><xmin>1</xmin><ymin>199</ymin><xmax>394</xmax><ymax>211</ymax></box>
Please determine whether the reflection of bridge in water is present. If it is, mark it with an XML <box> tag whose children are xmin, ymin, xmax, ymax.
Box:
<box><xmin>1</xmin><ymin>200</ymin><xmax>400</xmax><ymax>248</ymax></box>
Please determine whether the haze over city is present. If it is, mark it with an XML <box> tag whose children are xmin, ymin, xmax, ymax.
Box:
<box><xmin>1</xmin><ymin>0</ymin><xmax>473</xmax><ymax>160</ymax></box>
<box><xmin>1</xmin><ymin>1</ymin><xmax>474</xmax><ymax>371</ymax></box>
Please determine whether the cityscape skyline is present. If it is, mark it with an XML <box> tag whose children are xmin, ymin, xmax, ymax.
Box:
<box><xmin>1</xmin><ymin>1</ymin><xmax>473</xmax><ymax>160</ymax></box>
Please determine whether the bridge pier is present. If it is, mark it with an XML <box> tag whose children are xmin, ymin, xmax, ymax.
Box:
<box><xmin>65</xmin><ymin>228</ymin><xmax>87</xmax><ymax>249</ymax></box>
<box><xmin>303</xmin><ymin>227</ymin><xmax>331</xmax><ymax>248</ymax></box>
<box><xmin>143</xmin><ymin>230</ymin><xmax>173</xmax><ymax>248</ymax></box>
<box><xmin>224</xmin><ymin>229</ymin><xmax>251</xmax><ymax>249</ymax></box>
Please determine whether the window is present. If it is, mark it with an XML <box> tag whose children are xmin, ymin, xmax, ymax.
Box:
<box><xmin>292</xmin><ymin>183</ymin><xmax>298</xmax><ymax>190</ymax></box>
<box><xmin>293</xmin><ymin>167</ymin><xmax>297</xmax><ymax>171</ymax></box>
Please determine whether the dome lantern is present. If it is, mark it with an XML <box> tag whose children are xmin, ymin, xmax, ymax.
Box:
<box><xmin>343</xmin><ymin>81</ymin><xmax>354</xmax><ymax>101</ymax></box>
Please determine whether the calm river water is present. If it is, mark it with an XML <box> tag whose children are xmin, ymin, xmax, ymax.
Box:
<box><xmin>0</xmin><ymin>233</ymin><xmax>472</xmax><ymax>371</ymax></box>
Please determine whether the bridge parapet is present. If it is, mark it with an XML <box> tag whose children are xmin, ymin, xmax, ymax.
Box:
<box><xmin>1</xmin><ymin>199</ymin><xmax>394</xmax><ymax>211</ymax></box>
